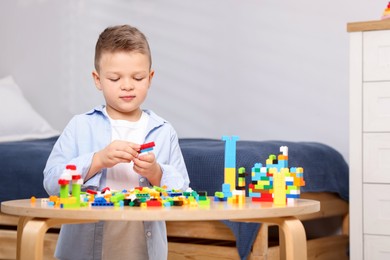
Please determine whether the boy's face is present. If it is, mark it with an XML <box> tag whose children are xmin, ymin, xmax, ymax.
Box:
<box><xmin>92</xmin><ymin>51</ymin><xmax>154</xmax><ymax>121</ymax></box>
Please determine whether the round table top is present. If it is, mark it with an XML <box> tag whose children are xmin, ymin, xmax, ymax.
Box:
<box><xmin>1</xmin><ymin>198</ymin><xmax>320</xmax><ymax>221</ymax></box>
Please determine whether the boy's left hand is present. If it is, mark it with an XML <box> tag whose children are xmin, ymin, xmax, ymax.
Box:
<box><xmin>133</xmin><ymin>152</ymin><xmax>162</xmax><ymax>186</ymax></box>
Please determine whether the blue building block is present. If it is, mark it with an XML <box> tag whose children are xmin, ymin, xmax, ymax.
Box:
<box><xmin>222</xmin><ymin>135</ymin><xmax>239</xmax><ymax>168</ymax></box>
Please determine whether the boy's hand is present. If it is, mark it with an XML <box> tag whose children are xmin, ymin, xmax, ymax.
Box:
<box><xmin>133</xmin><ymin>152</ymin><xmax>162</xmax><ymax>186</ymax></box>
<box><xmin>96</xmin><ymin>140</ymin><xmax>140</xmax><ymax>169</ymax></box>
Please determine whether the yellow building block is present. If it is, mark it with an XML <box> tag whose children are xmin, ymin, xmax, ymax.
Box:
<box><xmin>59</xmin><ymin>197</ymin><xmax>77</xmax><ymax>204</ymax></box>
<box><xmin>269</xmin><ymin>168</ymin><xmax>277</xmax><ymax>175</ymax></box>
<box><xmin>273</xmin><ymin>171</ymin><xmax>286</xmax><ymax>206</ymax></box>
<box><xmin>281</xmin><ymin>168</ymin><xmax>290</xmax><ymax>176</ymax></box>
<box><xmin>224</xmin><ymin>168</ymin><xmax>236</xmax><ymax>191</ymax></box>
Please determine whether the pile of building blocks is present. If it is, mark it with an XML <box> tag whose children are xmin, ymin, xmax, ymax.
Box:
<box><xmin>214</xmin><ymin>136</ymin><xmax>305</xmax><ymax>206</ymax></box>
<box><xmin>38</xmin><ymin>138</ymin><xmax>304</xmax><ymax>209</ymax></box>
<box><xmin>248</xmin><ymin>146</ymin><xmax>305</xmax><ymax>205</ymax></box>
<box><xmin>41</xmin><ymin>176</ymin><xmax>202</xmax><ymax>209</ymax></box>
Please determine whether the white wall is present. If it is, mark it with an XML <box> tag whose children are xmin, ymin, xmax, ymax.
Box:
<box><xmin>0</xmin><ymin>0</ymin><xmax>386</xmax><ymax>161</ymax></box>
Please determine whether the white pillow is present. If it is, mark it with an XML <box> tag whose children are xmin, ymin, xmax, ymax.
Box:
<box><xmin>0</xmin><ymin>76</ymin><xmax>59</xmax><ymax>142</ymax></box>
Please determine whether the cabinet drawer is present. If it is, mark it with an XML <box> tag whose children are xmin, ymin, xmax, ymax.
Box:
<box><xmin>363</xmin><ymin>133</ymin><xmax>390</xmax><ymax>183</ymax></box>
<box><xmin>365</xmin><ymin>234</ymin><xmax>390</xmax><ymax>259</ymax></box>
<box><xmin>363</xmin><ymin>82</ymin><xmax>390</xmax><ymax>132</ymax></box>
<box><xmin>364</xmin><ymin>184</ymin><xmax>390</xmax><ymax>235</ymax></box>
<box><xmin>363</xmin><ymin>30</ymin><xmax>390</xmax><ymax>81</ymax></box>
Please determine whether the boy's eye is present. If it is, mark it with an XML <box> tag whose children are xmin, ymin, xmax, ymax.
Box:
<box><xmin>109</xmin><ymin>78</ymin><xmax>119</xmax><ymax>82</ymax></box>
<box><xmin>134</xmin><ymin>77</ymin><xmax>144</xmax><ymax>81</ymax></box>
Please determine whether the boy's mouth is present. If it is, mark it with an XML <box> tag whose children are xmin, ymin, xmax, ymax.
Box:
<box><xmin>120</xmin><ymin>95</ymin><xmax>136</xmax><ymax>101</ymax></box>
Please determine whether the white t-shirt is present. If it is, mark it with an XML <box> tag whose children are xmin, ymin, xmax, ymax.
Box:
<box><xmin>105</xmin><ymin>110</ymin><xmax>149</xmax><ymax>190</ymax></box>
<box><xmin>102</xmin><ymin>109</ymin><xmax>150</xmax><ymax>260</ymax></box>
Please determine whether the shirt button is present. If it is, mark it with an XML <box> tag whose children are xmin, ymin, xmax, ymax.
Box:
<box><xmin>140</xmin><ymin>177</ymin><xmax>145</xmax><ymax>183</ymax></box>
<box><xmin>146</xmin><ymin>231</ymin><xmax>152</xmax><ymax>237</ymax></box>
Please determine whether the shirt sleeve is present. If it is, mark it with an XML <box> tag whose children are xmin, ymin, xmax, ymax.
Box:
<box><xmin>151</xmin><ymin>126</ymin><xmax>190</xmax><ymax>191</ymax></box>
<box><xmin>43</xmin><ymin>116</ymin><xmax>103</xmax><ymax>195</ymax></box>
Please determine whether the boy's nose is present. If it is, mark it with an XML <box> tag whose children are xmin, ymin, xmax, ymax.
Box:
<box><xmin>121</xmin><ymin>81</ymin><xmax>134</xmax><ymax>91</ymax></box>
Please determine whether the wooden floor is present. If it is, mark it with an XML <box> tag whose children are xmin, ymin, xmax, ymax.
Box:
<box><xmin>0</xmin><ymin>229</ymin><xmax>348</xmax><ymax>260</ymax></box>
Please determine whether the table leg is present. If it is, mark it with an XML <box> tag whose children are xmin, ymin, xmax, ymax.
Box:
<box><xmin>17</xmin><ymin>218</ymin><xmax>97</xmax><ymax>260</ymax></box>
<box><xmin>235</xmin><ymin>216</ymin><xmax>307</xmax><ymax>260</ymax></box>
<box><xmin>273</xmin><ymin>217</ymin><xmax>307</xmax><ymax>260</ymax></box>
<box><xmin>19</xmin><ymin>218</ymin><xmax>51</xmax><ymax>260</ymax></box>
<box><xmin>16</xmin><ymin>216</ymin><xmax>32</xmax><ymax>260</ymax></box>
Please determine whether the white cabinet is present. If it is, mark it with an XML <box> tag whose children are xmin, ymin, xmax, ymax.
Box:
<box><xmin>349</xmin><ymin>20</ymin><xmax>390</xmax><ymax>260</ymax></box>
<box><xmin>364</xmin><ymin>235</ymin><xmax>390</xmax><ymax>259</ymax></box>
<box><xmin>363</xmin><ymin>133</ymin><xmax>390</xmax><ymax>183</ymax></box>
<box><xmin>363</xmin><ymin>82</ymin><xmax>390</xmax><ymax>132</ymax></box>
<box><xmin>363</xmin><ymin>184</ymin><xmax>390</xmax><ymax>235</ymax></box>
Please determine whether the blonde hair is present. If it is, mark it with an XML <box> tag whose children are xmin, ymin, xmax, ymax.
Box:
<box><xmin>94</xmin><ymin>25</ymin><xmax>152</xmax><ymax>72</ymax></box>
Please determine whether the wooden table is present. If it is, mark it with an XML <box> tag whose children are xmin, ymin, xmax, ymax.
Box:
<box><xmin>1</xmin><ymin>197</ymin><xmax>320</xmax><ymax>260</ymax></box>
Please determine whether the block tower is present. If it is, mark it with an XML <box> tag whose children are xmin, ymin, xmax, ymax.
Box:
<box><xmin>222</xmin><ymin>135</ymin><xmax>239</xmax><ymax>192</ymax></box>
<box><xmin>249</xmin><ymin>146</ymin><xmax>305</xmax><ymax>204</ymax></box>
<box><xmin>58</xmin><ymin>164</ymin><xmax>84</xmax><ymax>208</ymax></box>
<box><xmin>382</xmin><ymin>2</ymin><xmax>390</xmax><ymax>20</ymax></box>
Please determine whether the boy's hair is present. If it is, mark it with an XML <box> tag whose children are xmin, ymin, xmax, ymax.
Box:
<box><xmin>94</xmin><ymin>24</ymin><xmax>152</xmax><ymax>72</ymax></box>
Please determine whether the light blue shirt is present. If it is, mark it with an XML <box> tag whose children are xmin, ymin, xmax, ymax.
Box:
<box><xmin>43</xmin><ymin>106</ymin><xmax>190</xmax><ymax>260</ymax></box>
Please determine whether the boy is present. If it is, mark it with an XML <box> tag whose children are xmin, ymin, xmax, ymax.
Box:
<box><xmin>43</xmin><ymin>25</ymin><xmax>190</xmax><ymax>260</ymax></box>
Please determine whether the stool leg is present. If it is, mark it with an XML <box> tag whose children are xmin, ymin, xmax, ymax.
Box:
<box><xmin>17</xmin><ymin>216</ymin><xmax>32</xmax><ymax>260</ymax></box>
<box><xmin>19</xmin><ymin>219</ymin><xmax>50</xmax><ymax>260</ymax></box>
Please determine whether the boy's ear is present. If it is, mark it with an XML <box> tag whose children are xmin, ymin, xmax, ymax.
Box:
<box><xmin>92</xmin><ymin>70</ymin><xmax>102</xmax><ymax>90</ymax></box>
<box><xmin>148</xmin><ymin>70</ymin><xmax>155</xmax><ymax>87</ymax></box>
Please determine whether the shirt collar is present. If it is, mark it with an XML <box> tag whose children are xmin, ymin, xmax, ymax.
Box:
<box><xmin>86</xmin><ymin>105</ymin><xmax>167</xmax><ymax>129</ymax></box>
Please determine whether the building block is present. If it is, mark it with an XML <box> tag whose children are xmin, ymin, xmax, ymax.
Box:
<box><xmin>222</xmin><ymin>135</ymin><xmax>239</xmax><ymax>191</ymax></box>
<box><xmin>273</xmin><ymin>169</ymin><xmax>286</xmax><ymax>206</ymax></box>
<box><xmin>139</xmin><ymin>142</ymin><xmax>155</xmax><ymax>154</ymax></box>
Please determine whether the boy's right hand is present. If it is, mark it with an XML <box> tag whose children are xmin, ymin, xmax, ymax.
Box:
<box><xmin>95</xmin><ymin>140</ymin><xmax>141</xmax><ymax>169</ymax></box>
